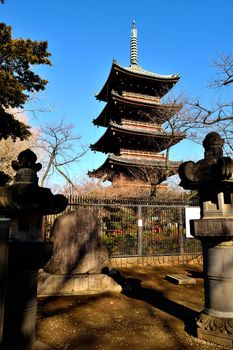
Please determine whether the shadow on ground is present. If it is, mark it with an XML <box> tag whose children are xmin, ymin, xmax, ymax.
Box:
<box><xmin>37</xmin><ymin>265</ymin><xmax>222</xmax><ymax>350</ymax></box>
<box><xmin>103</xmin><ymin>267</ymin><xmax>198</xmax><ymax>336</ymax></box>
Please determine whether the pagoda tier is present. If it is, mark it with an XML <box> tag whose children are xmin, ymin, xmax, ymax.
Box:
<box><xmin>88</xmin><ymin>153</ymin><xmax>181</xmax><ymax>183</ymax></box>
<box><xmin>88</xmin><ymin>22</ymin><xmax>185</xmax><ymax>191</ymax></box>
<box><xmin>93</xmin><ymin>91</ymin><xmax>182</xmax><ymax>127</ymax></box>
<box><xmin>96</xmin><ymin>61</ymin><xmax>180</xmax><ymax>102</ymax></box>
<box><xmin>91</xmin><ymin>121</ymin><xmax>185</xmax><ymax>154</ymax></box>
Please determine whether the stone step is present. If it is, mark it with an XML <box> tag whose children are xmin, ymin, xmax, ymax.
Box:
<box><xmin>165</xmin><ymin>274</ymin><xmax>196</xmax><ymax>285</ymax></box>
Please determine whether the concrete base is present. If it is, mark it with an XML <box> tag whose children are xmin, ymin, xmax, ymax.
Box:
<box><xmin>196</xmin><ymin>312</ymin><xmax>233</xmax><ymax>348</ymax></box>
<box><xmin>38</xmin><ymin>270</ymin><xmax>122</xmax><ymax>296</ymax></box>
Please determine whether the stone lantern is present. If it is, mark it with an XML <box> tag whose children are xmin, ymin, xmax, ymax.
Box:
<box><xmin>0</xmin><ymin>149</ymin><xmax>67</xmax><ymax>350</ymax></box>
<box><xmin>179</xmin><ymin>132</ymin><xmax>233</xmax><ymax>348</ymax></box>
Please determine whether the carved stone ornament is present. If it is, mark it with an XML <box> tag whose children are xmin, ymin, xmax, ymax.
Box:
<box><xmin>197</xmin><ymin>313</ymin><xmax>233</xmax><ymax>335</ymax></box>
<box><xmin>11</xmin><ymin>148</ymin><xmax>42</xmax><ymax>184</ymax></box>
<box><xmin>0</xmin><ymin>148</ymin><xmax>67</xmax><ymax>216</ymax></box>
<box><xmin>179</xmin><ymin>132</ymin><xmax>233</xmax><ymax>193</ymax></box>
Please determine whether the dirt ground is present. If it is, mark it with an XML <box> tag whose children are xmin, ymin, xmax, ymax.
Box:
<box><xmin>36</xmin><ymin>264</ymin><xmax>227</xmax><ymax>350</ymax></box>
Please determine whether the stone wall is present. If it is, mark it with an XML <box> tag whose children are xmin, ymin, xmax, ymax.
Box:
<box><xmin>109</xmin><ymin>254</ymin><xmax>203</xmax><ymax>268</ymax></box>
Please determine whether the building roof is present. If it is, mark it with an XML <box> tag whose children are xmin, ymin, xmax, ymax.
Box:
<box><xmin>88</xmin><ymin>154</ymin><xmax>181</xmax><ymax>182</ymax></box>
<box><xmin>96</xmin><ymin>22</ymin><xmax>180</xmax><ymax>102</ymax></box>
<box><xmin>90</xmin><ymin>121</ymin><xmax>185</xmax><ymax>153</ymax></box>
<box><xmin>96</xmin><ymin>61</ymin><xmax>180</xmax><ymax>102</ymax></box>
<box><xmin>109</xmin><ymin>154</ymin><xmax>181</xmax><ymax>167</ymax></box>
<box><xmin>93</xmin><ymin>91</ymin><xmax>182</xmax><ymax>127</ymax></box>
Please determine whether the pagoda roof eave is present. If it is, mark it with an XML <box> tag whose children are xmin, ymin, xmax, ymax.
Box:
<box><xmin>88</xmin><ymin>154</ymin><xmax>181</xmax><ymax>181</ymax></box>
<box><xmin>93</xmin><ymin>91</ymin><xmax>183</xmax><ymax>127</ymax></box>
<box><xmin>96</xmin><ymin>61</ymin><xmax>180</xmax><ymax>102</ymax></box>
<box><xmin>124</xmin><ymin>62</ymin><xmax>180</xmax><ymax>81</ymax></box>
<box><xmin>108</xmin><ymin>154</ymin><xmax>182</xmax><ymax>167</ymax></box>
<box><xmin>90</xmin><ymin>122</ymin><xmax>185</xmax><ymax>153</ymax></box>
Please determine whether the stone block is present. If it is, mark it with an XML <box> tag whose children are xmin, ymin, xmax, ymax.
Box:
<box><xmin>173</xmin><ymin>256</ymin><xmax>179</xmax><ymax>264</ymax></box>
<box><xmin>166</xmin><ymin>274</ymin><xmax>196</xmax><ymax>285</ymax></box>
<box><xmin>148</xmin><ymin>257</ymin><xmax>153</xmax><ymax>266</ymax></box>
<box><xmin>158</xmin><ymin>256</ymin><xmax>164</xmax><ymax>264</ymax></box>
<box><xmin>178</xmin><ymin>255</ymin><xmax>184</xmax><ymax>263</ymax></box>
<box><xmin>121</xmin><ymin>259</ymin><xmax>127</xmax><ymax>267</ymax></box>
<box><xmin>126</xmin><ymin>257</ymin><xmax>137</xmax><ymax>265</ymax></box>
<box><xmin>44</xmin><ymin>207</ymin><xmax>108</xmax><ymax>275</ymax></box>
<box><xmin>38</xmin><ymin>270</ymin><xmax>121</xmax><ymax>296</ymax></box>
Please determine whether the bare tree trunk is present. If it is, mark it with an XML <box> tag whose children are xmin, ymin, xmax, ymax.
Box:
<box><xmin>40</xmin><ymin>153</ymin><xmax>55</xmax><ymax>187</ymax></box>
<box><xmin>165</xmin><ymin>145</ymin><xmax>171</xmax><ymax>174</ymax></box>
<box><xmin>53</xmin><ymin>163</ymin><xmax>79</xmax><ymax>193</ymax></box>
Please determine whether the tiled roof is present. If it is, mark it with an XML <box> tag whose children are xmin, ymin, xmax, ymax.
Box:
<box><xmin>109</xmin><ymin>154</ymin><xmax>181</xmax><ymax>167</ymax></box>
<box><xmin>96</xmin><ymin>61</ymin><xmax>180</xmax><ymax>102</ymax></box>
<box><xmin>124</xmin><ymin>63</ymin><xmax>180</xmax><ymax>81</ymax></box>
<box><xmin>88</xmin><ymin>154</ymin><xmax>181</xmax><ymax>180</ymax></box>
<box><xmin>90</xmin><ymin>121</ymin><xmax>185</xmax><ymax>153</ymax></box>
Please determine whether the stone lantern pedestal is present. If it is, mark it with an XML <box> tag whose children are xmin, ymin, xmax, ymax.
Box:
<box><xmin>192</xmin><ymin>219</ymin><xmax>233</xmax><ymax>347</ymax></box>
<box><xmin>179</xmin><ymin>132</ymin><xmax>233</xmax><ymax>348</ymax></box>
<box><xmin>0</xmin><ymin>149</ymin><xmax>67</xmax><ymax>350</ymax></box>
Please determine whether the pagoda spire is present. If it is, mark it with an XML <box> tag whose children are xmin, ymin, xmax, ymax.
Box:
<box><xmin>130</xmin><ymin>21</ymin><xmax>138</xmax><ymax>66</ymax></box>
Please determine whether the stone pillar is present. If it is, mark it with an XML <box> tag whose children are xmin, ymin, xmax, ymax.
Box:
<box><xmin>2</xmin><ymin>241</ymin><xmax>53</xmax><ymax>350</ymax></box>
<box><xmin>0</xmin><ymin>219</ymin><xmax>10</xmax><ymax>343</ymax></box>
<box><xmin>0</xmin><ymin>149</ymin><xmax>67</xmax><ymax>350</ymax></box>
<box><xmin>179</xmin><ymin>132</ymin><xmax>233</xmax><ymax>348</ymax></box>
<box><xmin>202</xmin><ymin>241</ymin><xmax>233</xmax><ymax>319</ymax></box>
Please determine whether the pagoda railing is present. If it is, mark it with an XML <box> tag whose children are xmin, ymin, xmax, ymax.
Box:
<box><xmin>44</xmin><ymin>196</ymin><xmax>201</xmax><ymax>257</ymax></box>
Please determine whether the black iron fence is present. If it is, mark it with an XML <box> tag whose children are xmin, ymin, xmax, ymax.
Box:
<box><xmin>45</xmin><ymin>196</ymin><xmax>201</xmax><ymax>257</ymax></box>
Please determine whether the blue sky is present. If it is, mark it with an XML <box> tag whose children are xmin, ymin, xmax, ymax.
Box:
<box><xmin>1</xmin><ymin>0</ymin><xmax>233</xmax><ymax>183</ymax></box>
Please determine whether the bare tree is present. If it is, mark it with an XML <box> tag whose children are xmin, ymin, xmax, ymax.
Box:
<box><xmin>186</xmin><ymin>53</ymin><xmax>233</xmax><ymax>154</ymax></box>
<box><xmin>35</xmin><ymin>120</ymin><xmax>87</xmax><ymax>190</ymax></box>
<box><xmin>211</xmin><ymin>54</ymin><xmax>233</xmax><ymax>88</ymax></box>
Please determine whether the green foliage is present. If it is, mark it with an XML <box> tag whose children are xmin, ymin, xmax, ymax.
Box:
<box><xmin>0</xmin><ymin>22</ymin><xmax>51</xmax><ymax>140</ymax></box>
<box><xmin>0</xmin><ymin>108</ymin><xmax>30</xmax><ymax>140</ymax></box>
<box><xmin>103</xmin><ymin>233</ymin><xmax>137</xmax><ymax>256</ymax></box>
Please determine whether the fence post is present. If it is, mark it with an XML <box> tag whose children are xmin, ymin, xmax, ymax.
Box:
<box><xmin>178</xmin><ymin>207</ymin><xmax>184</xmax><ymax>254</ymax></box>
<box><xmin>137</xmin><ymin>206</ymin><xmax>143</xmax><ymax>256</ymax></box>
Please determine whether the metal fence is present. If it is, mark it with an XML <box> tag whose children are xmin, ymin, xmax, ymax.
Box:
<box><xmin>45</xmin><ymin>196</ymin><xmax>201</xmax><ymax>257</ymax></box>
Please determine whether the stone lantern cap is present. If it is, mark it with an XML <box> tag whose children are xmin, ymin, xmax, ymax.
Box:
<box><xmin>0</xmin><ymin>149</ymin><xmax>67</xmax><ymax>216</ymax></box>
<box><xmin>179</xmin><ymin>132</ymin><xmax>233</xmax><ymax>221</ymax></box>
<box><xmin>179</xmin><ymin>132</ymin><xmax>233</xmax><ymax>196</ymax></box>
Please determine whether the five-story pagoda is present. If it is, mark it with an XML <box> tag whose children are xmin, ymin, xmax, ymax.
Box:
<box><xmin>88</xmin><ymin>22</ymin><xmax>185</xmax><ymax>194</ymax></box>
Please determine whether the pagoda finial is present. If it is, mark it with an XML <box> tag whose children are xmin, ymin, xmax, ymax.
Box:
<box><xmin>130</xmin><ymin>20</ymin><xmax>138</xmax><ymax>66</ymax></box>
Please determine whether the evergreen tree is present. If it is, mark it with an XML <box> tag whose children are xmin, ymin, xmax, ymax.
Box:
<box><xmin>0</xmin><ymin>22</ymin><xmax>51</xmax><ymax>140</ymax></box>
